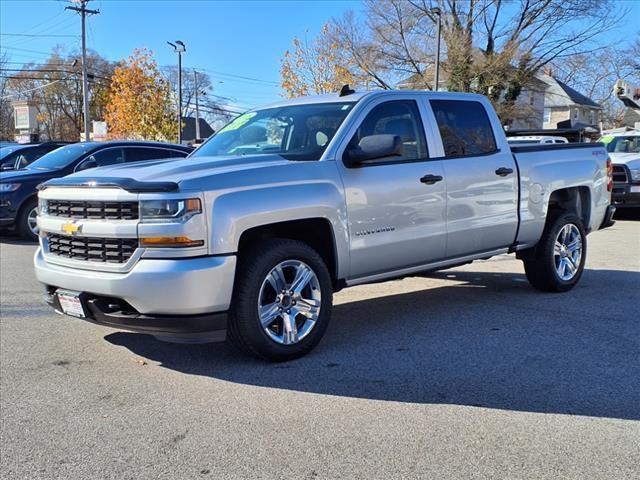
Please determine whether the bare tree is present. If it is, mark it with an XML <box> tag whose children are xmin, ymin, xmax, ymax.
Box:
<box><xmin>553</xmin><ymin>34</ymin><xmax>640</xmax><ymax>127</ymax></box>
<box><xmin>330</xmin><ymin>0</ymin><xmax>627</xmax><ymax>124</ymax></box>
<box><xmin>3</xmin><ymin>48</ymin><xmax>114</xmax><ymax>141</ymax></box>
<box><xmin>280</xmin><ymin>22</ymin><xmax>363</xmax><ymax>97</ymax></box>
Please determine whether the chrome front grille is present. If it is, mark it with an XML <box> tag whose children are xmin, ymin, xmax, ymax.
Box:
<box><xmin>46</xmin><ymin>200</ymin><xmax>139</xmax><ymax>220</ymax></box>
<box><xmin>612</xmin><ymin>165</ymin><xmax>628</xmax><ymax>184</ymax></box>
<box><xmin>47</xmin><ymin>233</ymin><xmax>138</xmax><ymax>263</ymax></box>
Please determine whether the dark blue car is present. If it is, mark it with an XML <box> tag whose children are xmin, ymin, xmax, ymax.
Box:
<box><xmin>0</xmin><ymin>142</ymin><xmax>72</xmax><ymax>171</ymax></box>
<box><xmin>0</xmin><ymin>141</ymin><xmax>192</xmax><ymax>240</ymax></box>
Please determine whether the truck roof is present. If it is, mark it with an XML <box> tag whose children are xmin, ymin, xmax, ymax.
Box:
<box><xmin>259</xmin><ymin>89</ymin><xmax>487</xmax><ymax>110</ymax></box>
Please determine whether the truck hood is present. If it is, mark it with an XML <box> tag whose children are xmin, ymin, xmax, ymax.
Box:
<box><xmin>608</xmin><ymin>152</ymin><xmax>640</xmax><ymax>166</ymax></box>
<box><xmin>63</xmin><ymin>154</ymin><xmax>294</xmax><ymax>188</ymax></box>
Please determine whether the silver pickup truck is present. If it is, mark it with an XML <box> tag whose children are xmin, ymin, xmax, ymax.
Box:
<box><xmin>34</xmin><ymin>90</ymin><xmax>616</xmax><ymax>360</ymax></box>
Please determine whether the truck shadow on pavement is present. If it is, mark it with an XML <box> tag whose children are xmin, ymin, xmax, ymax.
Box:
<box><xmin>106</xmin><ymin>268</ymin><xmax>640</xmax><ymax>420</ymax></box>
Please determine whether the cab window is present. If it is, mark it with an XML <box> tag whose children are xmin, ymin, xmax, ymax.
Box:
<box><xmin>430</xmin><ymin>100</ymin><xmax>497</xmax><ymax>157</ymax></box>
<box><xmin>348</xmin><ymin>100</ymin><xmax>427</xmax><ymax>161</ymax></box>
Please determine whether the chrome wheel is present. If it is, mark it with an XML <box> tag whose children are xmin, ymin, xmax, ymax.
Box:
<box><xmin>258</xmin><ymin>260</ymin><xmax>321</xmax><ymax>345</ymax></box>
<box><xmin>554</xmin><ymin>224</ymin><xmax>582</xmax><ymax>281</ymax></box>
<box><xmin>27</xmin><ymin>207</ymin><xmax>39</xmax><ymax>236</ymax></box>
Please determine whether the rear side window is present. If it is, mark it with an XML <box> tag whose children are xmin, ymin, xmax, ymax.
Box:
<box><xmin>169</xmin><ymin>149</ymin><xmax>189</xmax><ymax>158</ymax></box>
<box><xmin>430</xmin><ymin>100</ymin><xmax>497</xmax><ymax>157</ymax></box>
<box><xmin>125</xmin><ymin>147</ymin><xmax>176</xmax><ymax>163</ymax></box>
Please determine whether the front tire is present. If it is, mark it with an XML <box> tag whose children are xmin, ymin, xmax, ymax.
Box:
<box><xmin>523</xmin><ymin>212</ymin><xmax>587</xmax><ymax>292</ymax></box>
<box><xmin>228</xmin><ymin>239</ymin><xmax>333</xmax><ymax>361</ymax></box>
<box><xmin>17</xmin><ymin>198</ymin><xmax>39</xmax><ymax>241</ymax></box>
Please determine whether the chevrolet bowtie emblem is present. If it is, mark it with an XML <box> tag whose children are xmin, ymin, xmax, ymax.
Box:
<box><xmin>61</xmin><ymin>222</ymin><xmax>81</xmax><ymax>235</ymax></box>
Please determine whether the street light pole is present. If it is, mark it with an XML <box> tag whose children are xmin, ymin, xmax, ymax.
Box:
<box><xmin>194</xmin><ymin>70</ymin><xmax>200</xmax><ymax>141</ymax></box>
<box><xmin>168</xmin><ymin>40</ymin><xmax>186</xmax><ymax>144</ymax></box>
<box><xmin>431</xmin><ymin>7</ymin><xmax>442</xmax><ymax>92</ymax></box>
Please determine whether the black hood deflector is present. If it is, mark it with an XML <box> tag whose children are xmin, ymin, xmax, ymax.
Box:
<box><xmin>38</xmin><ymin>176</ymin><xmax>179</xmax><ymax>193</ymax></box>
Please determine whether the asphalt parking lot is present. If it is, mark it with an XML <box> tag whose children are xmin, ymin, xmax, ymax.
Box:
<box><xmin>1</xmin><ymin>218</ymin><xmax>639</xmax><ymax>480</ymax></box>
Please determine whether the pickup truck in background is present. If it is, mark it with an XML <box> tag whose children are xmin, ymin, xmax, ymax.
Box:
<box><xmin>601</xmin><ymin>132</ymin><xmax>640</xmax><ymax>209</ymax></box>
<box><xmin>507</xmin><ymin>135</ymin><xmax>569</xmax><ymax>146</ymax></box>
<box><xmin>34</xmin><ymin>90</ymin><xmax>615</xmax><ymax>361</ymax></box>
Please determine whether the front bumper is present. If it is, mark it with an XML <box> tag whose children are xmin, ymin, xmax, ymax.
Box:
<box><xmin>43</xmin><ymin>290</ymin><xmax>228</xmax><ymax>342</ymax></box>
<box><xmin>612</xmin><ymin>183</ymin><xmax>640</xmax><ymax>208</ymax></box>
<box><xmin>35</xmin><ymin>248</ymin><xmax>236</xmax><ymax>340</ymax></box>
<box><xmin>0</xmin><ymin>200</ymin><xmax>18</xmax><ymax>227</ymax></box>
<box><xmin>0</xmin><ymin>217</ymin><xmax>15</xmax><ymax>228</ymax></box>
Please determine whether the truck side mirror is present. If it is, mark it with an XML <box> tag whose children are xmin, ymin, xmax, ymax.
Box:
<box><xmin>344</xmin><ymin>134</ymin><xmax>403</xmax><ymax>166</ymax></box>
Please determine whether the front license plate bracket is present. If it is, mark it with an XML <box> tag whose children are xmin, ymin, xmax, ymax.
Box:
<box><xmin>56</xmin><ymin>289</ymin><xmax>88</xmax><ymax>318</ymax></box>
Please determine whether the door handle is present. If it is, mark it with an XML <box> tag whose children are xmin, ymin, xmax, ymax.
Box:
<box><xmin>495</xmin><ymin>167</ymin><xmax>514</xmax><ymax>176</ymax></box>
<box><xmin>420</xmin><ymin>174</ymin><xmax>443</xmax><ymax>185</ymax></box>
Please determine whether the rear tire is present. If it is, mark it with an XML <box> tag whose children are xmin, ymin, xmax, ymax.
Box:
<box><xmin>17</xmin><ymin>198</ymin><xmax>39</xmax><ymax>241</ymax></box>
<box><xmin>228</xmin><ymin>238</ymin><xmax>333</xmax><ymax>361</ymax></box>
<box><xmin>523</xmin><ymin>212</ymin><xmax>587</xmax><ymax>292</ymax></box>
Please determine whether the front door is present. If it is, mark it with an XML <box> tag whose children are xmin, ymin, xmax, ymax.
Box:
<box><xmin>337</xmin><ymin>99</ymin><xmax>447</xmax><ymax>279</ymax></box>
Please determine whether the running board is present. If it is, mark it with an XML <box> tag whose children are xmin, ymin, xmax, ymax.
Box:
<box><xmin>345</xmin><ymin>248</ymin><xmax>510</xmax><ymax>287</ymax></box>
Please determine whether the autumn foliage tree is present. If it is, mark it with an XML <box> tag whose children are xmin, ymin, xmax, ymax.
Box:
<box><xmin>106</xmin><ymin>48</ymin><xmax>176</xmax><ymax>141</ymax></box>
<box><xmin>281</xmin><ymin>23</ymin><xmax>360</xmax><ymax>98</ymax></box>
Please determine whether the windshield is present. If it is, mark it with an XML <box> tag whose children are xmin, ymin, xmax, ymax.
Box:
<box><xmin>191</xmin><ymin>102</ymin><xmax>355</xmax><ymax>161</ymax></box>
<box><xmin>602</xmin><ymin>135</ymin><xmax>640</xmax><ymax>154</ymax></box>
<box><xmin>27</xmin><ymin>143</ymin><xmax>93</xmax><ymax>171</ymax></box>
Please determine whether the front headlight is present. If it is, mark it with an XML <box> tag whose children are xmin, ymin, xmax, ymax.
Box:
<box><xmin>629</xmin><ymin>168</ymin><xmax>640</xmax><ymax>182</ymax></box>
<box><xmin>139</xmin><ymin>198</ymin><xmax>201</xmax><ymax>223</ymax></box>
<box><xmin>0</xmin><ymin>183</ymin><xmax>21</xmax><ymax>193</ymax></box>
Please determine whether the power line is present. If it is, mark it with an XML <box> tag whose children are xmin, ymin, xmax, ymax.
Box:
<box><xmin>184</xmin><ymin>66</ymin><xmax>279</xmax><ymax>87</ymax></box>
<box><xmin>0</xmin><ymin>78</ymin><xmax>68</xmax><ymax>99</ymax></box>
<box><xmin>1</xmin><ymin>16</ymin><xmax>77</xmax><ymax>49</ymax></box>
<box><xmin>1</xmin><ymin>46</ymin><xmax>64</xmax><ymax>56</ymax></box>
<box><xmin>0</xmin><ymin>33</ymin><xmax>79</xmax><ymax>38</ymax></box>
<box><xmin>1</xmin><ymin>61</ymin><xmax>114</xmax><ymax>78</ymax></box>
<box><xmin>0</xmin><ymin>68</ymin><xmax>111</xmax><ymax>81</ymax></box>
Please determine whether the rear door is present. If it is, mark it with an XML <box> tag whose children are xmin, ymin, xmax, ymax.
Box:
<box><xmin>429</xmin><ymin>99</ymin><xmax>518</xmax><ymax>257</ymax></box>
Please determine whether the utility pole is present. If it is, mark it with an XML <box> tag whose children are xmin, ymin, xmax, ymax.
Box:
<box><xmin>194</xmin><ymin>70</ymin><xmax>201</xmax><ymax>141</ymax></box>
<box><xmin>66</xmin><ymin>0</ymin><xmax>99</xmax><ymax>142</ymax></box>
<box><xmin>431</xmin><ymin>7</ymin><xmax>442</xmax><ymax>92</ymax></box>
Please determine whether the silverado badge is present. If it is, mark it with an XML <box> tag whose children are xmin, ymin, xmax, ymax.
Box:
<box><xmin>61</xmin><ymin>221</ymin><xmax>81</xmax><ymax>235</ymax></box>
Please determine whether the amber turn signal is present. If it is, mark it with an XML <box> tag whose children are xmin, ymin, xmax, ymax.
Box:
<box><xmin>140</xmin><ymin>236</ymin><xmax>204</xmax><ymax>248</ymax></box>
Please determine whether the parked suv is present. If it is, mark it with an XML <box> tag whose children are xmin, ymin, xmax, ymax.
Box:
<box><xmin>1</xmin><ymin>141</ymin><xmax>192</xmax><ymax>239</ymax></box>
<box><xmin>601</xmin><ymin>133</ymin><xmax>640</xmax><ymax>209</ymax></box>
<box><xmin>35</xmin><ymin>90</ymin><xmax>614</xmax><ymax>360</ymax></box>
<box><xmin>0</xmin><ymin>142</ymin><xmax>71</xmax><ymax>171</ymax></box>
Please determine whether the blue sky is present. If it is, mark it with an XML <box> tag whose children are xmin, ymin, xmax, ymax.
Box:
<box><xmin>1</xmin><ymin>0</ymin><xmax>362</xmax><ymax>110</ymax></box>
<box><xmin>1</xmin><ymin>0</ymin><xmax>638</xmax><ymax>111</ymax></box>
